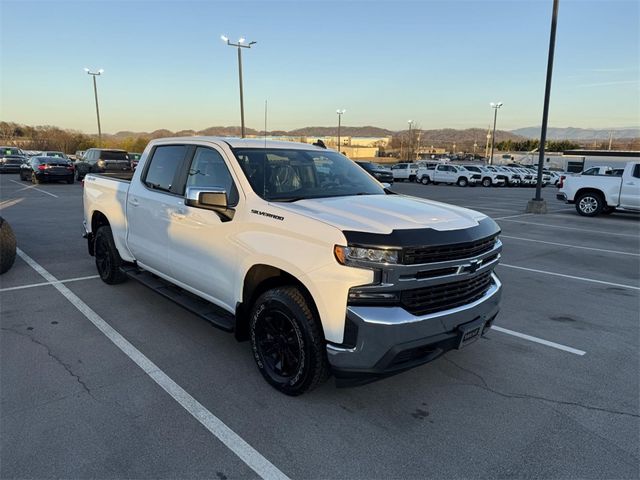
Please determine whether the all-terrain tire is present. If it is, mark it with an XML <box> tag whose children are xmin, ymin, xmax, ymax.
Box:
<box><xmin>250</xmin><ymin>286</ymin><xmax>330</xmax><ymax>396</ymax></box>
<box><xmin>94</xmin><ymin>225</ymin><xmax>127</xmax><ymax>284</ymax></box>
<box><xmin>0</xmin><ymin>217</ymin><xmax>17</xmax><ymax>274</ymax></box>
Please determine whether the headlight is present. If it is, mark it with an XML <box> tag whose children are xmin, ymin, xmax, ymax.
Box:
<box><xmin>334</xmin><ymin>245</ymin><xmax>399</xmax><ymax>265</ymax></box>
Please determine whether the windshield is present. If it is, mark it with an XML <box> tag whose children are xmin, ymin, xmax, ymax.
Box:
<box><xmin>233</xmin><ymin>148</ymin><xmax>385</xmax><ymax>201</ymax></box>
<box><xmin>3</xmin><ymin>148</ymin><xmax>23</xmax><ymax>156</ymax></box>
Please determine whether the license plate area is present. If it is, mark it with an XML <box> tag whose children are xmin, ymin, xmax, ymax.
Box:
<box><xmin>457</xmin><ymin>318</ymin><xmax>486</xmax><ymax>349</ymax></box>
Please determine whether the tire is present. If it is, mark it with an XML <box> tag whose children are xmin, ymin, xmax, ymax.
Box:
<box><xmin>420</xmin><ymin>176</ymin><xmax>430</xmax><ymax>185</ymax></box>
<box><xmin>67</xmin><ymin>176</ymin><xmax>74</xmax><ymax>184</ymax></box>
<box><xmin>0</xmin><ymin>217</ymin><xmax>17</xmax><ymax>275</ymax></box>
<box><xmin>409</xmin><ymin>175</ymin><xmax>416</xmax><ymax>182</ymax></box>
<box><xmin>250</xmin><ymin>286</ymin><xmax>330</xmax><ymax>396</ymax></box>
<box><xmin>457</xmin><ymin>177</ymin><xmax>468</xmax><ymax>187</ymax></box>
<box><xmin>75</xmin><ymin>170</ymin><xmax>83</xmax><ymax>181</ymax></box>
<box><xmin>575</xmin><ymin>192</ymin><xmax>604</xmax><ymax>217</ymax></box>
<box><xmin>94</xmin><ymin>225</ymin><xmax>127</xmax><ymax>284</ymax></box>
<box><xmin>19</xmin><ymin>171</ymin><xmax>25</xmax><ymax>181</ymax></box>
<box><xmin>482</xmin><ymin>178</ymin><xmax>492</xmax><ymax>187</ymax></box>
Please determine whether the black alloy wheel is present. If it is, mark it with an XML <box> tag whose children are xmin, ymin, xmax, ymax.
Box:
<box><xmin>250</xmin><ymin>287</ymin><xmax>329</xmax><ymax>396</ymax></box>
<box><xmin>94</xmin><ymin>226</ymin><xmax>127</xmax><ymax>284</ymax></box>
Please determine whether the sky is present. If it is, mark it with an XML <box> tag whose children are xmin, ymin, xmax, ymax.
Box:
<box><xmin>1</xmin><ymin>0</ymin><xmax>639</xmax><ymax>134</ymax></box>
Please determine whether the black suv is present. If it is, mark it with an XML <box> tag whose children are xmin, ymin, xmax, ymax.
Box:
<box><xmin>0</xmin><ymin>147</ymin><xmax>27</xmax><ymax>173</ymax></box>
<box><xmin>74</xmin><ymin>148</ymin><xmax>131</xmax><ymax>180</ymax></box>
<box><xmin>355</xmin><ymin>161</ymin><xmax>394</xmax><ymax>184</ymax></box>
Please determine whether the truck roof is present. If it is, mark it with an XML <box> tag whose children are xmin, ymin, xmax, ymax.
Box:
<box><xmin>151</xmin><ymin>136</ymin><xmax>327</xmax><ymax>151</ymax></box>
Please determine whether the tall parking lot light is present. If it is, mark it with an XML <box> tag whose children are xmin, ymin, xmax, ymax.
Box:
<box><xmin>221</xmin><ymin>35</ymin><xmax>256</xmax><ymax>138</ymax></box>
<box><xmin>489</xmin><ymin>102</ymin><xmax>503</xmax><ymax>165</ymax></box>
<box><xmin>407</xmin><ymin>120</ymin><xmax>413</xmax><ymax>161</ymax></box>
<box><xmin>336</xmin><ymin>109</ymin><xmax>346</xmax><ymax>152</ymax></box>
<box><xmin>529</xmin><ymin>0</ymin><xmax>559</xmax><ymax>213</ymax></box>
<box><xmin>84</xmin><ymin>68</ymin><xmax>104</xmax><ymax>147</ymax></box>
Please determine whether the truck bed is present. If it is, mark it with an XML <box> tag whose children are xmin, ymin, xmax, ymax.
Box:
<box><xmin>91</xmin><ymin>171</ymin><xmax>134</xmax><ymax>182</ymax></box>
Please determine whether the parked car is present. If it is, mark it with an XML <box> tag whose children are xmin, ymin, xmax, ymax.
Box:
<box><xmin>355</xmin><ymin>161</ymin><xmax>393</xmax><ymax>184</ymax></box>
<box><xmin>83</xmin><ymin>137</ymin><xmax>503</xmax><ymax>395</ymax></box>
<box><xmin>0</xmin><ymin>146</ymin><xmax>27</xmax><ymax>173</ymax></box>
<box><xmin>129</xmin><ymin>152</ymin><xmax>142</xmax><ymax>170</ymax></box>
<box><xmin>416</xmin><ymin>162</ymin><xmax>440</xmax><ymax>184</ymax></box>
<box><xmin>558</xmin><ymin>161</ymin><xmax>640</xmax><ymax>216</ymax></box>
<box><xmin>581</xmin><ymin>165</ymin><xmax>613</xmax><ymax>176</ymax></box>
<box><xmin>391</xmin><ymin>162</ymin><xmax>418</xmax><ymax>182</ymax></box>
<box><xmin>75</xmin><ymin>148</ymin><xmax>131</xmax><ymax>180</ymax></box>
<box><xmin>419</xmin><ymin>164</ymin><xmax>480</xmax><ymax>187</ymax></box>
<box><xmin>20</xmin><ymin>156</ymin><xmax>74</xmax><ymax>184</ymax></box>
<box><xmin>485</xmin><ymin>166</ymin><xmax>521</xmax><ymax>187</ymax></box>
<box><xmin>463</xmin><ymin>165</ymin><xmax>506</xmax><ymax>187</ymax></box>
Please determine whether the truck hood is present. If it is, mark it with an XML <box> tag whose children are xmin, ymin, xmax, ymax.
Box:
<box><xmin>274</xmin><ymin>194</ymin><xmax>486</xmax><ymax>234</ymax></box>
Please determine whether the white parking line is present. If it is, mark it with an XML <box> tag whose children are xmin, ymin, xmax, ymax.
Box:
<box><xmin>500</xmin><ymin>235</ymin><xmax>640</xmax><ymax>257</ymax></box>
<box><xmin>491</xmin><ymin>326</ymin><xmax>586</xmax><ymax>356</ymax></box>
<box><xmin>15</xmin><ymin>248</ymin><xmax>290</xmax><ymax>480</ymax></box>
<box><xmin>498</xmin><ymin>263</ymin><xmax>640</xmax><ymax>290</ymax></box>
<box><xmin>0</xmin><ymin>275</ymin><xmax>100</xmax><ymax>292</ymax></box>
<box><xmin>497</xmin><ymin>218</ymin><xmax>639</xmax><ymax>238</ymax></box>
<box><xmin>0</xmin><ymin>198</ymin><xmax>24</xmax><ymax>210</ymax></box>
<box><xmin>493</xmin><ymin>213</ymin><xmax>533</xmax><ymax>220</ymax></box>
<box><xmin>9</xmin><ymin>179</ymin><xmax>58</xmax><ymax>198</ymax></box>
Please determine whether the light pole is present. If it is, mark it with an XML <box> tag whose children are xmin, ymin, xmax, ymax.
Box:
<box><xmin>84</xmin><ymin>68</ymin><xmax>103</xmax><ymax>146</ymax></box>
<box><xmin>489</xmin><ymin>102</ymin><xmax>503</xmax><ymax>165</ymax></box>
<box><xmin>407</xmin><ymin>120</ymin><xmax>413</xmax><ymax>161</ymax></box>
<box><xmin>221</xmin><ymin>35</ymin><xmax>256</xmax><ymax>138</ymax></box>
<box><xmin>529</xmin><ymin>0</ymin><xmax>560</xmax><ymax>213</ymax></box>
<box><xmin>485</xmin><ymin>126</ymin><xmax>491</xmax><ymax>159</ymax></box>
<box><xmin>336</xmin><ymin>109</ymin><xmax>346</xmax><ymax>152</ymax></box>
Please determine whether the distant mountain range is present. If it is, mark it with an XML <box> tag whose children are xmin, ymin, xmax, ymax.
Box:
<box><xmin>511</xmin><ymin>127</ymin><xmax>640</xmax><ymax>140</ymax></box>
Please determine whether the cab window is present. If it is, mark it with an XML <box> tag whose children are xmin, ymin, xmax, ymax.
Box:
<box><xmin>143</xmin><ymin>145</ymin><xmax>188</xmax><ymax>194</ymax></box>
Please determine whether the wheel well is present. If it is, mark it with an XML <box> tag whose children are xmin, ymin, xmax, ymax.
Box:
<box><xmin>235</xmin><ymin>264</ymin><xmax>321</xmax><ymax>342</ymax></box>
<box><xmin>575</xmin><ymin>188</ymin><xmax>606</xmax><ymax>205</ymax></box>
<box><xmin>88</xmin><ymin>211</ymin><xmax>110</xmax><ymax>256</ymax></box>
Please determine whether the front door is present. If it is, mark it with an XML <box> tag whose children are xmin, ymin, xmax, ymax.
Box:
<box><xmin>168</xmin><ymin>145</ymin><xmax>241</xmax><ymax>311</ymax></box>
<box><xmin>619</xmin><ymin>163</ymin><xmax>640</xmax><ymax>209</ymax></box>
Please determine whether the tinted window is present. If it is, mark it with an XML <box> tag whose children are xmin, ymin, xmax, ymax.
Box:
<box><xmin>633</xmin><ymin>164</ymin><xmax>640</xmax><ymax>179</ymax></box>
<box><xmin>144</xmin><ymin>145</ymin><xmax>187</xmax><ymax>193</ymax></box>
<box><xmin>3</xmin><ymin>147</ymin><xmax>22</xmax><ymax>156</ymax></box>
<box><xmin>186</xmin><ymin>147</ymin><xmax>238</xmax><ymax>205</ymax></box>
<box><xmin>100</xmin><ymin>150</ymin><xmax>128</xmax><ymax>161</ymax></box>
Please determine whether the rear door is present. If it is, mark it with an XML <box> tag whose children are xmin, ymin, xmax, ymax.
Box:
<box><xmin>619</xmin><ymin>163</ymin><xmax>640</xmax><ymax>209</ymax></box>
<box><xmin>168</xmin><ymin>144</ymin><xmax>241</xmax><ymax>310</ymax></box>
<box><xmin>126</xmin><ymin>144</ymin><xmax>190</xmax><ymax>274</ymax></box>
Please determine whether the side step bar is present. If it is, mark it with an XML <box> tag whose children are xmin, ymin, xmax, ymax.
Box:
<box><xmin>122</xmin><ymin>266</ymin><xmax>235</xmax><ymax>332</ymax></box>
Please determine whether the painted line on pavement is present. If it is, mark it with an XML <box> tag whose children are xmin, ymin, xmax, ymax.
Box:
<box><xmin>15</xmin><ymin>248</ymin><xmax>290</xmax><ymax>480</ymax></box>
<box><xmin>497</xmin><ymin>218</ymin><xmax>639</xmax><ymax>237</ymax></box>
<box><xmin>498</xmin><ymin>263</ymin><xmax>640</xmax><ymax>290</ymax></box>
<box><xmin>493</xmin><ymin>213</ymin><xmax>533</xmax><ymax>220</ymax></box>
<box><xmin>9</xmin><ymin>179</ymin><xmax>58</xmax><ymax>198</ymax></box>
<box><xmin>491</xmin><ymin>326</ymin><xmax>586</xmax><ymax>356</ymax></box>
<box><xmin>500</xmin><ymin>235</ymin><xmax>640</xmax><ymax>257</ymax></box>
<box><xmin>0</xmin><ymin>275</ymin><xmax>100</xmax><ymax>292</ymax></box>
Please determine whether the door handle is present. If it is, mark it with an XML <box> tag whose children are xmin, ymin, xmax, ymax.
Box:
<box><xmin>625</xmin><ymin>182</ymin><xmax>636</xmax><ymax>186</ymax></box>
<box><xmin>128</xmin><ymin>198</ymin><xmax>139</xmax><ymax>207</ymax></box>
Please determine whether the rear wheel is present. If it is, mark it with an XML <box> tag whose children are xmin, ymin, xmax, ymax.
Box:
<box><xmin>250</xmin><ymin>286</ymin><xmax>330</xmax><ymax>396</ymax></box>
<box><xmin>94</xmin><ymin>225</ymin><xmax>127</xmax><ymax>284</ymax></box>
<box><xmin>420</xmin><ymin>176</ymin><xmax>430</xmax><ymax>185</ymax></box>
<box><xmin>457</xmin><ymin>177</ymin><xmax>468</xmax><ymax>187</ymax></box>
<box><xmin>575</xmin><ymin>192</ymin><xmax>604</xmax><ymax>217</ymax></box>
<box><xmin>482</xmin><ymin>178</ymin><xmax>492</xmax><ymax>187</ymax></box>
<box><xmin>0</xmin><ymin>217</ymin><xmax>17</xmax><ymax>275</ymax></box>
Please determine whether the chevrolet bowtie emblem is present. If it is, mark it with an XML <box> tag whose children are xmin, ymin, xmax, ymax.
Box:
<box><xmin>468</xmin><ymin>259</ymin><xmax>482</xmax><ymax>273</ymax></box>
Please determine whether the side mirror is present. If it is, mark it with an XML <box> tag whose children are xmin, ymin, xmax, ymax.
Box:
<box><xmin>185</xmin><ymin>186</ymin><xmax>234</xmax><ymax>221</ymax></box>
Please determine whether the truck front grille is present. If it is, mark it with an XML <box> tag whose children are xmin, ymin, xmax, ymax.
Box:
<box><xmin>403</xmin><ymin>235</ymin><xmax>497</xmax><ymax>265</ymax></box>
<box><xmin>400</xmin><ymin>271</ymin><xmax>493</xmax><ymax>316</ymax></box>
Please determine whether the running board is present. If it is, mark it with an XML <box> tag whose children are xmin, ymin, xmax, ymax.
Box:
<box><xmin>122</xmin><ymin>266</ymin><xmax>235</xmax><ymax>332</ymax></box>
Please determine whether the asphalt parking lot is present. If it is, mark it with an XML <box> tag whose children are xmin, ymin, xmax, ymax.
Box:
<box><xmin>1</xmin><ymin>174</ymin><xmax>639</xmax><ymax>479</ymax></box>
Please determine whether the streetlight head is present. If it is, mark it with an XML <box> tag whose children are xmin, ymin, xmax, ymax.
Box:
<box><xmin>490</xmin><ymin>102</ymin><xmax>495</xmax><ymax>107</ymax></box>
<box><xmin>220</xmin><ymin>34</ymin><xmax>228</xmax><ymax>42</ymax></box>
<box><xmin>336</xmin><ymin>109</ymin><xmax>346</xmax><ymax>114</ymax></box>
<box><xmin>238</xmin><ymin>37</ymin><xmax>245</xmax><ymax>44</ymax></box>
<box><xmin>98</xmin><ymin>69</ymin><xmax>104</xmax><ymax>74</ymax></box>
<box><xmin>497</xmin><ymin>102</ymin><xmax>503</xmax><ymax>107</ymax></box>
<box><xmin>408</xmin><ymin>120</ymin><xmax>413</xmax><ymax>124</ymax></box>
<box><xmin>249</xmin><ymin>41</ymin><xmax>256</xmax><ymax>45</ymax></box>
<box><xmin>84</xmin><ymin>67</ymin><xmax>90</xmax><ymax>72</ymax></box>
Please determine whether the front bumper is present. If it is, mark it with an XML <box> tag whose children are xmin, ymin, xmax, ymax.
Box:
<box><xmin>327</xmin><ymin>273</ymin><xmax>502</xmax><ymax>379</ymax></box>
<box><xmin>0</xmin><ymin>165</ymin><xmax>22</xmax><ymax>173</ymax></box>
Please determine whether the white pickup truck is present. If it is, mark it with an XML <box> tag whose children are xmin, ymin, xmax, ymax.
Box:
<box><xmin>83</xmin><ymin>137</ymin><xmax>502</xmax><ymax>395</ymax></box>
<box><xmin>557</xmin><ymin>161</ymin><xmax>640</xmax><ymax>216</ymax></box>
<box><xmin>390</xmin><ymin>162</ymin><xmax>418</xmax><ymax>182</ymax></box>
<box><xmin>417</xmin><ymin>164</ymin><xmax>481</xmax><ymax>187</ymax></box>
